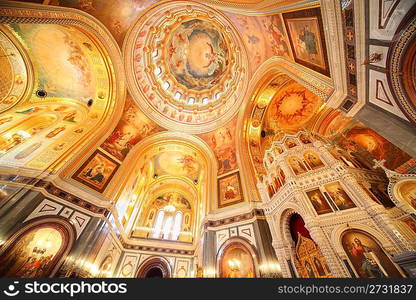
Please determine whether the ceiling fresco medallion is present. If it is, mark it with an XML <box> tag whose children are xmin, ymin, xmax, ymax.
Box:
<box><xmin>124</xmin><ymin>2</ymin><xmax>248</xmax><ymax>133</ymax></box>
<box><xmin>167</xmin><ymin>19</ymin><xmax>229</xmax><ymax>91</ymax></box>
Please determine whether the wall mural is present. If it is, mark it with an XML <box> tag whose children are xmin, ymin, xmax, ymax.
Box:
<box><xmin>58</xmin><ymin>0</ymin><xmax>157</xmax><ymax>45</ymax></box>
<box><xmin>153</xmin><ymin>151</ymin><xmax>201</xmax><ymax>182</ymax></box>
<box><xmin>339</xmin><ymin>126</ymin><xmax>411</xmax><ymax>170</ymax></box>
<box><xmin>9</xmin><ymin>24</ymin><xmax>101</xmax><ymax>103</ymax></box>
<box><xmin>306</xmin><ymin>189</ymin><xmax>333</xmax><ymax>215</ymax></box>
<box><xmin>342</xmin><ymin>230</ymin><xmax>402</xmax><ymax>278</ymax></box>
<box><xmin>263</xmin><ymin>81</ymin><xmax>323</xmax><ymax>136</ymax></box>
<box><xmin>324</xmin><ymin>182</ymin><xmax>356</xmax><ymax>210</ymax></box>
<box><xmin>101</xmin><ymin>97</ymin><xmax>162</xmax><ymax>161</ymax></box>
<box><xmin>0</xmin><ymin>226</ymin><xmax>65</xmax><ymax>278</ymax></box>
<box><xmin>283</xmin><ymin>7</ymin><xmax>330</xmax><ymax>76</ymax></box>
<box><xmin>199</xmin><ymin>118</ymin><xmax>237</xmax><ymax>176</ymax></box>
<box><xmin>226</xmin><ymin>13</ymin><xmax>293</xmax><ymax>72</ymax></box>
<box><xmin>219</xmin><ymin>243</ymin><xmax>255</xmax><ymax>278</ymax></box>
<box><xmin>218</xmin><ymin>171</ymin><xmax>244</xmax><ymax>208</ymax></box>
<box><xmin>303</xmin><ymin>151</ymin><xmax>324</xmax><ymax>170</ymax></box>
<box><xmin>72</xmin><ymin>149</ymin><xmax>120</xmax><ymax>193</ymax></box>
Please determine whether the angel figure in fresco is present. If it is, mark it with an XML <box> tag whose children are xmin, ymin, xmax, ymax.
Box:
<box><xmin>177</xmin><ymin>154</ymin><xmax>197</xmax><ymax>174</ymax></box>
<box><xmin>348</xmin><ymin>237</ymin><xmax>387</xmax><ymax>278</ymax></box>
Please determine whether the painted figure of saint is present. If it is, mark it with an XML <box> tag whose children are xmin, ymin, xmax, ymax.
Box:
<box><xmin>298</xmin><ymin>25</ymin><xmax>318</xmax><ymax>60</ymax></box>
<box><xmin>348</xmin><ymin>237</ymin><xmax>387</xmax><ymax>278</ymax></box>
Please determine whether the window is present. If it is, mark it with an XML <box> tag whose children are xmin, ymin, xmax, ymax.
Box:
<box><xmin>152</xmin><ymin>210</ymin><xmax>164</xmax><ymax>239</ymax></box>
<box><xmin>152</xmin><ymin>209</ymin><xmax>183</xmax><ymax>241</ymax></box>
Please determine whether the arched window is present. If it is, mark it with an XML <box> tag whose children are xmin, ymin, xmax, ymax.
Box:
<box><xmin>152</xmin><ymin>209</ymin><xmax>183</xmax><ymax>241</ymax></box>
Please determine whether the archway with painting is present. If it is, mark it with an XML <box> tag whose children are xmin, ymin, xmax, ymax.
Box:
<box><xmin>341</xmin><ymin>229</ymin><xmax>403</xmax><ymax>278</ymax></box>
<box><xmin>136</xmin><ymin>257</ymin><xmax>171</xmax><ymax>278</ymax></box>
<box><xmin>289</xmin><ymin>213</ymin><xmax>332</xmax><ymax>278</ymax></box>
<box><xmin>217</xmin><ymin>238</ymin><xmax>257</xmax><ymax>278</ymax></box>
<box><xmin>0</xmin><ymin>217</ymin><xmax>75</xmax><ymax>278</ymax></box>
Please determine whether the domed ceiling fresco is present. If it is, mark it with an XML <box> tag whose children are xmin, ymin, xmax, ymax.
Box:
<box><xmin>123</xmin><ymin>1</ymin><xmax>249</xmax><ymax>133</ymax></box>
<box><xmin>167</xmin><ymin>19</ymin><xmax>229</xmax><ymax>91</ymax></box>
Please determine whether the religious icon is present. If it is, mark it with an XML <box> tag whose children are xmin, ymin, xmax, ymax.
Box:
<box><xmin>218</xmin><ymin>172</ymin><xmax>244</xmax><ymax>208</ymax></box>
<box><xmin>285</xmin><ymin>138</ymin><xmax>298</xmax><ymax>149</ymax></box>
<box><xmin>289</xmin><ymin>156</ymin><xmax>308</xmax><ymax>175</ymax></box>
<box><xmin>306</xmin><ymin>189</ymin><xmax>333</xmax><ymax>215</ymax></box>
<box><xmin>314</xmin><ymin>257</ymin><xmax>326</xmax><ymax>276</ymax></box>
<box><xmin>299</xmin><ymin>134</ymin><xmax>312</xmax><ymax>144</ymax></box>
<box><xmin>304</xmin><ymin>151</ymin><xmax>324</xmax><ymax>169</ymax></box>
<box><xmin>283</xmin><ymin>7</ymin><xmax>330</xmax><ymax>76</ymax></box>
<box><xmin>324</xmin><ymin>182</ymin><xmax>356</xmax><ymax>210</ymax></box>
<box><xmin>73</xmin><ymin>150</ymin><xmax>120</xmax><ymax>192</ymax></box>
<box><xmin>342</xmin><ymin>230</ymin><xmax>403</xmax><ymax>278</ymax></box>
<box><xmin>0</xmin><ymin>226</ymin><xmax>64</xmax><ymax>278</ymax></box>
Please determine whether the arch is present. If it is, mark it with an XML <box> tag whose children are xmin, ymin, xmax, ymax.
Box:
<box><xmin>0</xmin><ymin>1</ymin><xmax>126</xmax><ymax>176</ymax></box>
<box><xmin>216</xmin><ymin>237</ymin><xmax>259</xmax><ymax>278</ymax></box>
<box><xmin>236</xmin><ymin>57</ymin><xmax>333</xmax><ymax>203</ymax></box>
<box><xmin>107</xmin><ymin>131</ymin><xmax>217</xmax><ymax>212</ymax></box>
<box><xmin>392</xmin><ymin>178</ymin><xmax>416</xmax><ymax>211</ymax></box>
<box><xmin>0</xmin><ymin>216</ymin><xmax>76</xmax><ymax>278</ymax></box>
<box><xmin>331</xmin><ymin>223</ymin><xmax>399</xmax><ymax>257</ymax></box>
<box><xmin>275</xmin><ymin>205</ymin><xmax>308</xmax><ymax>245</ymax></box>
<box><xmin>387</xmin><ymin>5</ymin><xmax>416</xmax><ymax>124</ymax></box>
<box><xmin>136</xmin><ymin>256</ymin><xmax>172</xmax><ymax>278</ymax></box>
<box><xmin>0</xmin><ymin>24</ymin><xmax>34</xmax><ymax>113</ymax></box>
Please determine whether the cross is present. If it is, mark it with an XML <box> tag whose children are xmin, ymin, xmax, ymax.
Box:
<box><xmin>346</xmin><ymin>31</ymin><xmax>354</xmax><ymax>41</ymax></box>
<box><xmin>373</xmin><ymin>159</ymin><xmax>387</xmax><ymax>171</ymax></box>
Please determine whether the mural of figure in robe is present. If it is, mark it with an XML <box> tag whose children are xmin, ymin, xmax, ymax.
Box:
<box><xmin>342</xmin><ymin>230</ymin><xmax>403</xmax><ymax>278</ymax></box>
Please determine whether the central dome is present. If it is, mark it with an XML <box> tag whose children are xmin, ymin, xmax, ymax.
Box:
<box><xmin>167</xmin><ymin>19</ymin><xmax>229</xmax><ymax>91</ymax></box>
<box><xmin>123</xmin><ymin>2</ymin><xmax>248</xmax><ymax>133</ymax></box>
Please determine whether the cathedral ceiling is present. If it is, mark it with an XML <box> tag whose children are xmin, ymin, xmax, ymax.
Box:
<box><xmin>2</xmin><ymin>0</ymin><xmax>414</xmax><ymax>211</ymax></box>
